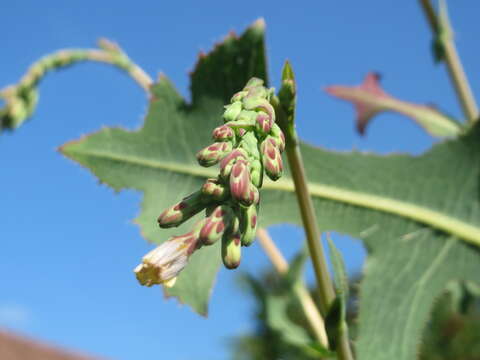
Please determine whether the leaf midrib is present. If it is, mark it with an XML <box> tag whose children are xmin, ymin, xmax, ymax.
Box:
<box><xmin>68</xmin><ymin>147</ymin><xmax>480</xmax><ymax>247</ymax></box>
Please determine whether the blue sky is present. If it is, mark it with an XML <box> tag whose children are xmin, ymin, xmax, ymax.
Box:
<box><xmin>1</xmin><ymin>1</ymin><xmax>479</xmax><ymax>359</ymax></box>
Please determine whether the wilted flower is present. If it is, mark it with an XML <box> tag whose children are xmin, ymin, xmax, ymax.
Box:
<box><xmin>134</xmin><ymin>228</ymin><xmax>201</xmax><ymax>288</ymax></box>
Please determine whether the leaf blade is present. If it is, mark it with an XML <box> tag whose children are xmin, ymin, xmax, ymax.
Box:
<box><xmin>59</xmin><ymin>19</ymin><xmax>480</xmax><ymax>360</ymax></box>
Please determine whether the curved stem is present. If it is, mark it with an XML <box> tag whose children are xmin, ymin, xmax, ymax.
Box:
<box><xmin>419</xmin><ymin>0</ymin><xmax>478</xmax><ymax>123</ymax></box>
<box><xmin>256</xmin><ymin>228</ymin><xmax>329</xmax><ymax>348</ymax></box>
<box><xmin>0</xmin><ymin>38</ymin><xmax>153</xmax><ymax>131</ymax></box>
<box><xmin>12</xmin><ymin>39</ymin><xmax>152</xmax><ymax>94</ymax></box>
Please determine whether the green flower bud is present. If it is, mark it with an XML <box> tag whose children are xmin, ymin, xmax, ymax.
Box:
<box><xmin>244</xmin><ymin>77</ymin><xmax>264</xmax><ymax>89</ymax></box>
<box><xmin>230</xmin><ymin>159</ymin><xmax>253</xmax><ymax>206</ymax></box>
<box><xmin>261</xmin><ymin>136</ymin><xmax>283</xmax><ymax>181</ymax></box>
<box><xmin>250</xmin><ymin>159</ymin><xmax>263</xmax><ymax>188</ymax></box>
<box><xmin>222</xmin><ymin>218</ymin><xmax>241</xmax><ymax>269</ymax></box>
<box><xmin>196</xmin><ymin>141</ymin><xmax>233</xmax><ymax>167</ymax></box>
<box><xmin>223</xmin><ymin>101</ymin><xmax>242</xmax><ymax>122</ymax></box>
<box><xmin>219</xmin><ymin>148</ymin><xmax>248</xmax><ymax>178</ymax></box>
<box><xmin>270</xmin><ymin>123</ymin><xmax>286</xmax><ymax>153</ymax></box>
<box><xmin>212</xmin><ymin>124</ymin><xmax>235</xmax><ymax>142</ymax></box>
<box><xmin>227</xmin><ymin>109</ymin><xmax>257</xmax><ymax>129</ymax></box>
<box><xmin>231</xmin><ymin>90</ymin><xmax>248</xmax><ymax>103</ymax></box>
<box><xmin>237</xmin><ymin>131</ymin><xmax>260</xmax><ymax>158</ymax></box>
<box><xmin>247</xmin><ymin>184</ymin><xmax>260</xmax><ymax>205</ymax></box>
<box><xmin>239</xmin><ymin>204</ymin><xmax>258</xmax><ymax>247</ymax></box>
<box><xmin>245</xmin><ymin>84</ymin><xmax>268</xmax><ymax>99</ymax></box>
<box><xmin>255</xmin><ymin>111</ymin><xmax>273</xmax><ymax>134</ymax></box>
<box><xmin>157</xmin><ymin>191</ymin><xmax>208</xmax><ymax>228</ymax></box>
<box><xmin>242</xmin><ymin>97</ymin><xmax>275</xmax><ymax>123</ymax></box>
<box><xmin>199</xmin><ymin>205</ymin><xmax>234</xmax><ymax>245</ymax></box>
<box><xmin>201</xmin><ymin>178</ymin><xmax>228</xmax><ymax>201</ymax></box>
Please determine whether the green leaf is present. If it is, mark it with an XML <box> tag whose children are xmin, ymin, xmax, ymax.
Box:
<box><xmin>263</xmin><ymin>251</ymin><xmax>335</xmax><ymax>358</ymax></box>
<box><xmin>327</xmin><ymin>234</ymin><xmax>349</xmax><ymax>300</ymax></box>
<box><xmin>259</xmin><ymin>126</ymin><xmax>480</xmax><ymax>359</ymax></box>
<box><xmin>265</xmin><ymin>295</ymin><xmax>335</xmax><ymax>358</ymax></box>
<box><xmin>266</xmin><ymin>295</ymin><xmax>311</xmax><ymax>347</ymax></box>
<box><xmin>325</xmin><ymin>297</ymin><xmax>343</xmax><ymax>351</ymax></box>
<box><xmin>61</xmin><ymin>19</ymin><xmax>268</xmax><ymax>315</ymax></box>
<box><xmin>326</xmin><ymin>235</ymin><xmax>349</xmax><ymax>350</ymax></box>
<box><xmin>239</xmin><ymin>270</ymin><xmax>335</xmax><ymax>359</ymax></box>
<box><xmin>325</xmin><ymin>72</ymin><xmax>461</xmax><ymax>137</ymax></box>
<box><xmin>60</xmin><ymin>18</ymin><xmax>480</xmax><ymax>360</ymax></box>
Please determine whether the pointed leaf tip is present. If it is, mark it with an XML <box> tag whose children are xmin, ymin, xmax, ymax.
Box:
<box><xmin>281</xmin><ymin>60</ymin><xmax>295</xmax><ymax>82</ymax></box>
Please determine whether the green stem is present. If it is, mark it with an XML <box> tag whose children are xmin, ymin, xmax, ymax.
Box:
<box><xmin>273</xmin><ymin>88</ymin><xmax>354</xmax><ymax>359</ymax></box>
<box><xmin>284</xmin><ymin>135</ymin><xmax>354</xmax><ymax>360</ymax></box>
<box><xmin>419</xmin><ymin>0</ymin><xmax>478</xmax><ymax>123</ymax></box>
<box><xmin>284</xmin><ymin>136</ymin><xmax>335</xmax><ymax>314</ymax></box>
<box><xmin>1</xmin><ymin>39</ymin><xmax>152</xmax><ymax>131</ymax></box>
<box><xmin>17</xmin><ymin>39</ymin><xmax>152</xmax><ymax>93</ymax></box>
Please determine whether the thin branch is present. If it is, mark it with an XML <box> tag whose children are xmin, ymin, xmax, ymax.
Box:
<box><xmin>0</xmin><ymin>38</ymin><xmax>153</xmax><ymax>131</ymax></box>
<box><xmin>419</xmin><ymin>0</ymin><xmax>478</xmax><ymax>123</ymax></box>
<box><xmin>256</xmin><ymin>228</ymin><xmax>329</xmax><ymax>349</ymax></box>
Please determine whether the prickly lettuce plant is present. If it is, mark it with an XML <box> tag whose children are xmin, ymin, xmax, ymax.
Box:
<box><xmin>2</xmin><ymin>1</ymin><xmax>480</xmax><ymax>360</ymax></box>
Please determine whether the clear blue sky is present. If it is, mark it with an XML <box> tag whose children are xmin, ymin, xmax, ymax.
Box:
<box><xmin>1</xmin><ymin>1</ymin><xmax>479</xmax><ymax>359</ymax></box>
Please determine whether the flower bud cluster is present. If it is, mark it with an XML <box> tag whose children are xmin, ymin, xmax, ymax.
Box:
<box><xmin>135</xmin><ymin>77</ymin><xmax>285</xmax><ymax>287</ymax></box>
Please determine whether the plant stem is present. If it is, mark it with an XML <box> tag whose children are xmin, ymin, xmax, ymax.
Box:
<box><xmin>0</xmin><ymin>38</ymin><xmax>152</xmax><ymax>131</ymax></box>
<box><xmin>284</xmin><ymin>140</ymin><xmax>335</xmax><ymax>314</ymax></box>
<box><xmin>284</xmin><ymin>139</ymin><xmax>355</xmax><ymax>360</ymax></box>
<box><xmin>22</xmin><ymin>40</ymin><xmax>152</xmax><ymax>94</ymax></box>
<box><xmin>419</xmin><ymin>0</ymin><xmax>478</xmax><ymax>123</ymax></box>
<box><xmin>256</xmin><ymin>227</ymin><xmax>329</xmax><ymax>348</ymax></box>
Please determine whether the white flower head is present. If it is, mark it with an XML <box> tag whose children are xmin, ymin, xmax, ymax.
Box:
<box><xmin>134</xmin><ymin>231</ymin><xmax>199</xmax><ymax>288</ymax></box>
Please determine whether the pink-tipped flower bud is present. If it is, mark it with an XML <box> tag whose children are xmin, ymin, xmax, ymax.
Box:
<box><xmin>242</xmin><ymin>97</ymin><xmax>275</xmax><ymax>123</ymax></box>
<box><xmin>255</xmin><ymin>111</ymin><xmax>273</xmax><ymax>134</ymax></box>
<box><xmin>212</xmin><ymin>124</ymin><xmax>235</xmax><ymax>142</ymax></box>
<box><xmin>196</xmin><ymin>141</ymin><xmax>233</xmax><ymax>167</ymax></box>
<box><xmin>219</xmin><ymin>148</ymin><xmax>248</xmax><ymax>178</ymax></box>
<box><xmin>201</xmin><ymin>178</ymin><xmax>228</xmax><ymax>201</ymax></box>
<box><xmin>199</xmin><ymin>205</ymin><xmax>233</xmax><ymax>246</ymax></box>
<box><xmin>270</xmin><ymin>123</ymin><xmax>285</xmax><ymax>153</ymax></box>
<box><xmin>261</xmin><ymin>136</ymin><xmax>283</xmax><ymax>181</ymax></box>
<box><xmin>226</xmin><ymin>110</ymin><xmax>257</xmax><ymax>129</ymax></box>
<box><xmin>229</xmin><ymin>159</ymin><xmax>253</xmax><ymax>206</ymax></box>
<box><xmin>158</xmin><ymin>191</ymin><xmax>207</xmax><ymax>228</ymax></box>
<box><xmin>249</xmin><ymin>159</ymin><xmax>263</xmax><ymax>188</ymax></box>
<box><xmin>240</xmin><ymin>205</ymin><xmax>258</xmax><ymax>247</ymax></box>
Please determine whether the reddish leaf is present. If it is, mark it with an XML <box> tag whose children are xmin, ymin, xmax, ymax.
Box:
<box><xmin>325</xmin><ymin>72</ymin><xmax>460</xmax><ymax>137</ymax></box>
